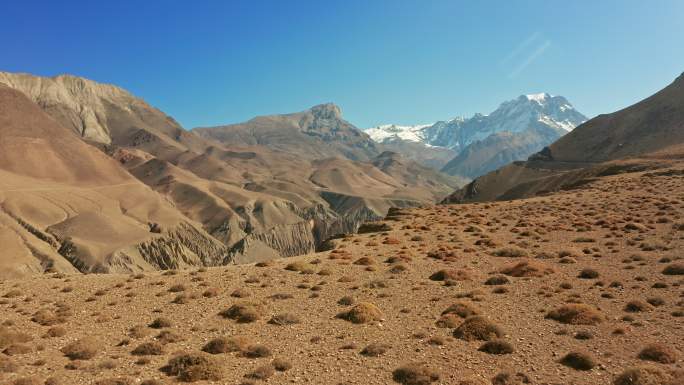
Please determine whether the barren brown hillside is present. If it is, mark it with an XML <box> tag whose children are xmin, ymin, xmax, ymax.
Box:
<box><xmin>0</xmin><ymin>72</ymin><xmax>463</xmax><ymax>267</ymax></box>
<box><xmin>1</xmin><ymin>158</ymin><xmax>682</xmax><ymax>385</ymax></box>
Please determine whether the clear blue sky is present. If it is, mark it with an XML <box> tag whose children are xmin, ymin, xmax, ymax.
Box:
<box><xmin>2</xmin><ymin>0</ymin><xmax>683</xmax><ymax>128</ymax></box>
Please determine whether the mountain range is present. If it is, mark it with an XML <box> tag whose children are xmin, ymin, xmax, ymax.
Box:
<box><xmin>444</xmin><ymin>72</ymin><xmax>684</xmax><ymax>203</ymax></box>
<box><xmin>365</xmin><ymin>93</ymin><xmax>588</xmax><ymax>178</ymax></box>
<box><xmin>0</xmin><ymin>72</ymin><xmax>463</xmax><ymax>278</ymax></box>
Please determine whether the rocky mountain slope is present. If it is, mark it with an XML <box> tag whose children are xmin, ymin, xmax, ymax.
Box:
<box><xmin>444</xmin><ymin>72</ymin><xmax>684</xmax><ymax>203</ymax></box>
<box><xmin>194</xmin><ymin>103</ymin><xmax>379</xmax><ymax>161</ymax></box>
<box><xmin>0</xmin><ymin>72</ymin><xmax>463</xmax><ymax>276</ymax></box>
<box><xmin>0</xmin><ymin>84</ymin><xmax>228</xmax><ymax>278</ymax></box>
<box><xmin>366</xmin><ymin>94</ymin><xmax>587</xmax><ymax>177</ymax></box>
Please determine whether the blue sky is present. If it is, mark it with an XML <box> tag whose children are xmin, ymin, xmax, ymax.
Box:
<box><xmin>2</xmin><ymin>0</ymin><xmax>683</xmax><ymax>128</ymax></box>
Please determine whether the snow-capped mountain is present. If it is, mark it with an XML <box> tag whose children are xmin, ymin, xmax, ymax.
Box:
<box><xmin>367</xmin><ymin>93</ymin><xmax>586</xmax><ymax>151</ymax></box>
<box><xmin>365</xmin><ymin>93</ymin><xmax>587</xmax><ymax>178</ymax></box>
<box><xmin>365</xmin><ymin>123</ymin><xmax>434</xmax><ymax>144</ymax></box>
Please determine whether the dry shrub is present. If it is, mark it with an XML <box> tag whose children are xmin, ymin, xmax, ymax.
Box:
<box><xmin>128</xmin><ymin>325</ymin><xmax>149</xmax><ymax>339</ymax></box>
<box><xmin>148</xmin><ymin>317</ymin><xmax>172</xmax><ymax>329</ymax></box>
<box><xmin>638</xmin><ymin>344</ymin><xmax>678</xmax><ymax>364</ymax></box>
<box><xmin>662</xmin><ymin>263</ymin><xmax>684</xmax><ymax>275</ymax></box>
<box><xmin>202</xmin><ymin>336</ymin><xmax>250</xmax><ymax>354</ymax></box>
<box><xmin>578</xmin><ymin>268</ymin><xmax>600</xmax><ymax>279</ymax></box>
<box><xmin>131</xmin><ymin>341</ymin><xmax>164</xmax><ymax>356</ymax></box>
<box><xmin>493</xmin><ymin>247</ymin><xmax>528</xmax><ymax>258</ymax></box>
<box><xmin>478</xmin><ymin>339</ymin><xmax>514</xmax><ymax>355</ymax></box>
<box><xmin>31</xmin><ymin>309</ymin><xmax>64</xmax><ymax>326</ymax></box>
<box><xmin>162</xmin><ymin>352</ymin><xmax>223</xmax><ymax>382</ymax></box>
<box><xmin>156</xmin><ymin>330</ymin><xmax>184</xmax><ymax>344</ymax></box>
<box><xmin>268</xmin><ymin>313</ymin><xmax>300</xmax><ymax>326</ymax></box>
<box><xmin>435</xmin><ymin>314</ymin><xmax>461</xmax><ymax>328</ymax></box>
<box><xmin>219</xmin><ymin>303</ymin><xmax>264</xmax><ymax>323</ymax></box>
<box><xmin>646</xmin><ymin>297</ymin><xmax>665</xmax><ymax>307</ymax></box>
<box><xmin>284</xmin><ymin>261</ymin><xmax>314</xmax><ymax>274</ymax></box>
<box><xmin>546</xmin><ymin>304</ymin><xmax>603</xmax><ymax>325</ymax></box>
<box><xmin>453</xmin><ymin>316</ymin><xmax>503</xmax><ymax>341</ymax></box>
<box><xmin>336</xmin><ymin>302</ymin><xmax>383</xmax><ymax>324</ymax></box>
<box><xmin>241</xmin><ymin>344</ymin><xmax>271</xmax><ymax>358</ymax></box>
<box><xmin>392</xmin><ymin>363</ymin><xmax>440</xmax><ymax>385</ymax></box>
<box><xmin>500</xmin><ymin>260</ymin><xmax>552</xmax><ymax>277</ymax></box>
<box><xmin>613</xmin><ymin>366</ymin><xmax>674</xmax><ymax>385</ymax></box>
<box><xmin>245</xmin><ymin>364</ymin><xmax>275</xmax><ymax>380</ymax></box>
<box><xmin>429</xmin><ymin>269</ymin><xmax>470</xmax><ymax>282</ymax></box>
<box><xmin>357</xmin><ymin>222</ymin><xmax>392</xmax><ymax>234</ymax></box>
<box><xmin>353</xmin><ymin>257</ymin><xmax>376</xmax><ymax>266</ymax></box>
<box><xmin>484</xmin><ymin>275</ymin><xmax>509</xmax><ymax>285</ymax></box>
<box><xmin>624</xmin><ymin>300</ymin><xmax>652</xmax><ymax>313</ymax></box>
<box><xmin>271</xmin><ymin>358</ymin><xmax>292</xmax><ymax>371</ymax></box>
<box><xmin>61</xmin><ymin>337</ymin><xmax>99</xmax><ymax>360</ymax></box>
<box><xmin>441</xmin><ymin>302</ymin><xmax>479</xmax><ymax>318</ymax></box>
<box><xmin>491</xmin><ymin>371</ymin><xmax>532</xmax><ymax>385</ymax></box>
<box><xmin>338</xmin><ymin>296</ymin><xmax>355</xmax><ymax>306</ymax></box>
<box><xmin>360</xmin><ymin>343</ymin><xmax>390</xmax><ymax>357</ymax></box>
<box><xmin>560</xmin><ymin>351</ymin><xmax>596</xmax><ymax>370</ymax></box>
<box><xmin>168</xmin><ymin>284</ymin><xmax>185</xmax><ymax>293</ymax></box>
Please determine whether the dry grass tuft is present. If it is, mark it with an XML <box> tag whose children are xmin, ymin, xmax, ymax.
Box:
<box><xmin>202</xmin><ymin>336</ymin><xmax>250</xmax><ymax>354</ymax></box>
<box><xmin>131</xmin><ymin>341</ymin><xmax>164</xmax><ymax>356</ymax></box>
<box><xmin>360</xmin><ymin>343</ymin><xmax>390</xmax><ymax>357</ymax></box>
<box><xmin>429</xmin><ymin>269</ymin><xmax>470</xmax><ymax>281</ymax></box>
<box><xmin>500</xmin><ymin>260</ymin><xmax>551</xmax><ymax>277</ymax></box>
<box><xmin>493</xmin><ymin>247</ymin><xmax>528</xmax><ymax>258</ymax></box>
<box><xmin>148</xmin><ymin>317</ymin><xmax>172</xmax><ymax>329</ymax></box>
<box><xmin>336</xmin><ymin>302</ymin><xmax>383</xmax><ymax>324</ymax></box>
<box><xmin>441</xmin><ymin>302</ymin><xmax>479</xmax><ymax>318</ymax></box>
<box><xmin>245</xmin><ymin>364</ymin><xmax>275</xmax><ymax>380</ymax></box>
<box><xmin>613</xmin><ymin>366</ymin><xmax>673</xmax><ymax>385</ymax></box>
<box><xmin>546</xmin><ymin>304</ymin><xmax>603</xmax><ymax>325</ymax></box>
<box><xmin>638</xmin><ymin>344</ymin><xmax>678</xmax><ymax>364</ymax></box>
<box><xmin>162</xmin><ymin>352</ymin><xmax>223</xmax><ymax>382</ymax></box>
<box><xmin>478</xmin><ymin>339</ymin><xmax>514</xmax><ymax>355</ymax></box>
<box><xmin>241</xmin><ymin>344</ymin><xmax>272</xmax><ymax>358</ymax></box>
<box><xmin>453</xmin><ymin>316</ymin><xmax>503</xmax><ymax>341</ymax></box>
<box><xmin>491</xmin><ymin>371</ymin><xmax>532</xmax><ymax>385</ymax></box>
<box><xmin>219</xmin><ymin>303</ymin><xmax>265</xmax><ymax>323</ymax></box>
<box><xmin>624</xmin><ymin>300</ymin><xmax>652</xmax><ymax>313</ymax></box>
<box><xmin>662</xmin><ymin>263</ymin><xmax>684</xmax><ymax>275</ymax></box>
<box><xmin>392</xmin><ymin>362</ymin><xmax>440</xmax><ymax>385</ymax></box>
<box><xmin>271</xmin><ymin>358</ymin><xmax>292</xmax><ymax>371</ymax></box>
<box><xmin>560</xmin><ymin>351</ymin><xmax>596</xmax><ymax>370</ymax></box>
<box><xmin>61</xmin><ymin>337</ymin><xmax>99</xmax><ymax>360</ymax></box>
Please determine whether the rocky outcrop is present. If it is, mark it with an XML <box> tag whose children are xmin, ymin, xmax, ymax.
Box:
<box><xmin>244</xmin><ymin>220</ymin><xmax>316</xmax><ymax>258</ymax></box>
<box><xmin>136</xmin><ymin>222</ymin><xmax>228</xmax><ymax>270</ymax></box>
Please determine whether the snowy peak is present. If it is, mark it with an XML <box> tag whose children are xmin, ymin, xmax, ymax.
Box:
<box><xmin>365</xmin><ymin>92</ymin><xmax>586</xmax><ymax>152</ymax></box>
<box><xmin>525</xmin><ymin>92</ymin><xmax>551</xmax><ymax>102</ymax></box>
<box><xmin>365</xmin><ymin>123</ymin><xmax>433</xmax><ymax>144</ymax></box>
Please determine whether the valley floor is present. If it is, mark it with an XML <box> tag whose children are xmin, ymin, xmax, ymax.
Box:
<box><xmin>1</xmin><ymin>164</ymin><xmax>683</xmax><ymax>385</ymax></box>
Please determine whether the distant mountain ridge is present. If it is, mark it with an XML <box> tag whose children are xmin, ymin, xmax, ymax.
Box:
<box><xmin>0</xmin><ymin>71</ymin><xmax>464</xmax><ymax>277</ymax></box>
<box><xmin>444</xmin><ymin>72</ymin><xmax>684</xmax><ymax>204</ymax></box>
<box><xmin>365</xmin><ymin>93</ymin><xmax>587</xmax><ymax>177</ymax></box>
